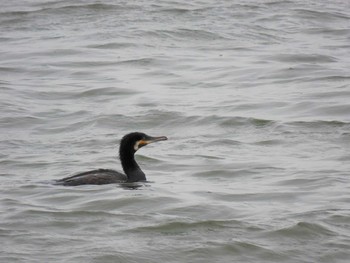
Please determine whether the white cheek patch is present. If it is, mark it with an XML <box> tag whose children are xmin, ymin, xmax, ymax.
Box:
<box><xmin>134</xmin><ymin>141</ymin><xmax>141</xmax><ymax>151</ymax></box>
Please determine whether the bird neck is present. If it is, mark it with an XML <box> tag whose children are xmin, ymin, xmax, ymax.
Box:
<box><xmin>120</xmin><ymin>152</ymin><xmax>146</xmax><ymax>182</ymax></box>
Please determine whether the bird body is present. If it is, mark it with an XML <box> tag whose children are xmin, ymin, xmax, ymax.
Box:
<box><xmin>56</xmin><ymin>169</ymin><xmax>127</xmax><ymax>186</ymax></box>
<box><xmin>56</xmin><ymin>132</ymin><xmax>167</xmax><ymax>186</ymax></box>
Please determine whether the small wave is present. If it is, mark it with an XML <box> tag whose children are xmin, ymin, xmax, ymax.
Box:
<box><xmin>206</xmin><ymin>139</ymin><xmax>242</xmax><ymax>147</ymax></box>
<box><xmin>305</xmin><ymin>89</ymin><xmax>350</xmax><ymax>100</ymax></box>
<box><xmin>0</xmin><ymin>66</ymin><xmax>22</xmax><ymax>73</ymax></box>
<box><xmin>143</xmin><ymin>28</ymin><xmax>229</xmax><ymax>41</ymax></box>
<box><xmin>87</xmin><ymin>42</ymin><xmax>137</xmax><ymax>50</ymax></box>
<box><xmin>48</xmin><ymin>3</ymin><xmax>124</xmax><ymax>11</ymax></box>
<box><xmin>154</xmin><ymin>8</ymin><xmax>192</xmax><ymax>14</ymax></box>
<box><xmin>54</xmin><ymin>60</ymin><xmax>120</xmax><ymax>69</ymax></box>
<box><xmin>285</xmin><ymin>120</ymin><xmax>350</xmax><ymax>128</ymax></box>
<box><xmin>1</xmin><ymin>3</ymin><xmax>132</xmax><ymax>16</ymax></box>
<box><xmin>316</xmin><ymin>75</ymin><xmax>350</xmax><ymax>82</ymax></box>
<box><xmin>220</xmin><ymin>117</ymin><xmax>275</xmax><ymax>128</ymax></box>
<box><xmin>192</xmin><ymin>169</ymin><xmax>237</xmax><ymax>179</ymax></box>
<box><xmin>128</xmin><ymin>219</ymin><xmax>241</xmax><ymax>234</ymax></box>
<box><xmin>117</xmin><ymin>57</ymin><xmax>156</xmax><ymax>66</ymax></box>
<box><xmin>268</xmin><ymin>53</ymin><xmax>337</xmax><ymax>63</ymax></box>
<box><xmin>270</xmin><ymin>221</ymin><xmax>337</xmax><ymax>238</ymax></box>
<box><xmin>77</xmin><ymin>87</ymin><xmax>136</xmax><ymax>98</ymax></box>
<box><xmin>0</xmin><ymin>115</ymin><xmax>45</xmax><ymax>128</ymax></box>
<box><xmin>304</xmin><ymin>28</ymin><xmax>350</xmax><ymax>36</ymax></box>
<box><xmin>252</xmin><ymin>139</ymin><xmax>283</xmax><ymax>146</ymax></box>
<box><xmin>294</xmin><ymin>8</ymin><xmax>350</xmax><ymax>21</ymax></box>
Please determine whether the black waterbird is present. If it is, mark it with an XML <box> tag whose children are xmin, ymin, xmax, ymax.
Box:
<box><xmin>56</xmin><ymin>132</ymin><xmax>167</xmax><ymax>186</ymax></box>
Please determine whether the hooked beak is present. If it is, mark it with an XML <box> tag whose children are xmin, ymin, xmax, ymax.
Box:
<box><xmin>140</xmin><ymin>136</ymin><xmax>168</xmax><ymax>147</ymax></box>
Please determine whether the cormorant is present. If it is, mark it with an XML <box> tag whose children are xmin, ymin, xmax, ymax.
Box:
<box><xmin>56</xmin><ymin>132</ymin><xmax>167</xmax><ymax>186</ymax></box>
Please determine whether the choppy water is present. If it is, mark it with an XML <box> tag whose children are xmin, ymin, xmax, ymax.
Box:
<box><xmin>1</xmin><ymin>0</ymin><xmax>350</xmax><ymax>262</ymax></box>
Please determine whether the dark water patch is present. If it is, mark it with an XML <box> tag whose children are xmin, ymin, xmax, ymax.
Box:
<box><xmin>3</xmin><ymin>209</ymin><xmax>119</xmax><ymax>225</ymax></box>
<box><xmin>87</xmin><ymin>42</ymin><xmax>138</xmax><ymax>50</ymax></box>
<box><xmin>45</xmin><ymin>3</ymin><xmax>126</xmax><ymax>12</ymax></box>
<box><xmin>232</xmin><ymin>101</ymin><xmax>288</xmax><ymax>112</ymax></box>
<box><xmin>92</xmin><ymin>114</ymin><xmax>134</xmax><ymax>130</ymax></box>
<box><xmin>181</xmin><ymin>240</ymin><xmax>285</xmax><ymax>263</ymax></box>
<box><xmin>119</xmin><ymin>182</ymin><xmax>150</xmax><ymax>190</ymax></box>
<box><xmin>0</xmin><ymin>37</ymin><xmax>13</xmax><ymax>42</ymax></box>
<box><xmin>257</xmin><ymin>67</ymin><xmax>324</xmax><ymax>83</ymax></box>
<box><xmin>304</xmin><ymin>27</ymin><xmax>350</xmax><ymax>37</ymax></box>
<box><xmin>280</xmin><ymin>100</ymin><xmax>349</xmax><ymax>120</ymax></box>
<box><xmin>20</xmin><ymin>86</ymin><xmax>136</xmax><ymax>102</ymax></box>
<box><xmin>0</xmin><ymin>10</ymin><xmax>34</xmax><ymax>16</ymax></box>
<box><xmin>117</xmin><ymin>57</ymin><xmax>157</xmax><ymax>67</ymax></box>
<box><xmin>127</xmin><ymin>219</ymin><xmax>242</xmax><ymax>234</ymax></box>
<box><xmin>143</xmin><ymin>28</ymin><xmax>229</xmax><ymax>42</ymax></box>
<box><xmin>205</xmin><ymin>138</ymin><xmax>242</xmax><ymax>148</ymax></box>
<box><xmin>337</xmin><ymin>154</ymin><xmax>350</xmax><ymax>162</ymax></box>
<box><xmin>128</xmin><ymin>110</ymin><xmax>189</xmax><ymax>129</ymax></box>
<box><xmin>264</xmin><ymin>1</ymin><xmax>295</xmax><ymax>7</ymax></box>
<box><xmin>311</xmin><ymin>105</ymin><xmax>350</xmax><ymax>118</ymax></box>
<box><xmin>54</xmin><ymin>60</ymin><xmax>121</xmax><ymax>69</ymax></box>
<box><xmin>285</xmin><ymin>120</ymin><xmax>350</xmax><ymax>129</ymax></box>
<box><xmin>252</xmin><ymin>26</ymin><xmax>290</xmax><ymax>43</ymax></box>
<box><xmin>214</xmin><ymin>241</ymin><xmax>284</xmax><ymax>260</ymax></box>
<box><xmin>208</xmin><ymin>191</ymin><xmax>306</xmax><ymax>203</ymax></box>
<box><xmin>273</xmin><ymin>176</ymin><xmax>332</xmax><ymax>190</ymax></box>
<box><xmin>220</xmin><ymin>116</ymin><xmax>275</xmax><ymax>128</ymax></box>
<box><xmin>2</xmin><ymin>2</ymin><xmax>134</xmax><ymax>16</ymax></box>
<box><xmin>77</xmin><ymin>87</ymin><xmax>136</xmax><ymax>98</ymax></box>
<box><xmin>192</xmin><ymin>169</ymin><xmax>236</xmax><ymax>179</ymax></box>
<box><xmin>195</xmin><ymin>154</ymin><xmax>225</xmax><ymax>160</ymax></box>
<box><xmin>0</xmin><ymin>116</ymin><xmax>45</xmax><ymax>129</ymax></box>
<box><xmin>154</xmin><ymin>7</ymin><xmax>192</xmax><ymax>15</ymax></box>
<box><xmin>34</xmin><ymin>109</ymin><xmax>90</xmax><ymax>120</ymax></box>
<box><xmin>318</xmin><ymin>251</ymin><xmax>350</xmax><ymax>263</ymax></box>
<box><xmin>270</xmin><ymin>221</ymin><xmax>337</xmax><ymax>239</ymax></box>
<box><xmin>34</xmin><ymin>119</ymin><xmax>95</xmax><ymax>134</ymax></box>
<box><xmin>6</xmin><ymin>48</ymin><xmax>84</xmax><ymax>60</ymax></box>
<box><xmin>174</xmin><ymin>28</ymin><xmax>228</xmax><ymax>41</ymax></box>
<box><xmin>268</xmin><ymin>53</ymin><xmax>337</xmax><ymax>63</ymax></box>
<box><xmin>326</xmin><ymin>213</ymin><xmax>350</xmax><ymax>227</ymax></box>
<box><xmin>0</xmin><ymin>66</ymin><xmax>24</xmax><ymax>73</ymax></box>
<box><xmin>192</xmin><ymin>163</ymin><xmax>285</xmax><ymax>181</ymax></box>
<box><xmin>76</xmin><ymin>195</ymin><xmax>181</xmax><ymax>214</ymax></box>
<box><xmin>305</xmin><ymin>89</ymin><xmax>350</xmax><ymax>100</ymax></box>
<box><xmin>252</xmin><ymin>139</ymin><xmax>283</xmax><ymax>146</ymax></box>
<box><xmin>294</xmin><ymin>8</ymin><xmax>350</xmax><ymax>21</ymax></box>
<box><xmin>316</xmin><ymin>75</ymin><xmax>350</xmax><ymax>82</ymax></box>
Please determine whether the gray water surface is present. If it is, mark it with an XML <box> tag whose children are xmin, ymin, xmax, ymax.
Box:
<box><xmin>1</xmin><ymin>0</ymin><xmax>350</xmax><ymax>262</ymax></box>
